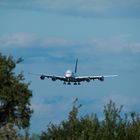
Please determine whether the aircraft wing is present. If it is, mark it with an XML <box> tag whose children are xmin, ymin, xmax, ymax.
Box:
<box><xmin>29</xmin><ymin>73</ymin><xmax>66</xmax><ymax>81</ymax></box>
<box><xmin>75</xmin><ymin>75</ymin><xmax>118</xmax><ymax>82</ymax></box>
<box><xmin>40</xmin><ymin>74</ymin><xmax>66</xmax><ymax>81</ymax></box>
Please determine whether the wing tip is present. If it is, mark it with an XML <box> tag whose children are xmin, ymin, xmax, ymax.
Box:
<box><xmin>104</xmin><ymin>75</ymin><xmax>119</xmax><ymax>78</ymax></box>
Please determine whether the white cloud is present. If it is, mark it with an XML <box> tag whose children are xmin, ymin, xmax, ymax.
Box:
<box><xmin>0</xmin><ymin>34</ymin><xmax>73</xmax><ymax>48</ymax></box>
<box><xmin>128</xmin><ymin>43</ymin><xmax>140</xmax><ymax>53</ymax></box>
<box><xmin>0</xmin><ymin>34</ymin><xmax>36</xmax><ymax>47</ymax></box>
<box><xmin>32</xmin><ymin>103</ymin><xmax>50</xmax><ymax>115</ymax></box>
<box><xmin>40</xmin><ymin>0</ymin><xmax>111</xmax><ymax>15</ymax></box>
<box><xmin>103</xmin><ymin>94</ymin><xmax>140</xmax><ymax>112</ymax></box>
<box><xmin>35</xmin><ymin>0</ymin><xmax>140</xmax><ymax>17</ymax></box>
<box><xmin>42</xmin><ymin>37</ymin><xmax>74</xmax><ymax>48</ymax></box>
<box><xmin>1</xmin><ymin>33</ymin><xmax>140</xmax><ymax>54</ymax></box>
<box><xmin>31</xmin><ymin>98</ymin><xmax>72</xmax><ymax>124</ymax></box>
<box><xmin>0</xmin><ymin>0</ymin><xmax>140</xmax><ymax>17</ymax></box>
<box><xmin>86</xmin><ymin>34</ymin><xmax>140</xmax><ymax>54</ymax></box>
<box><xmin>89</xmin><ymin>36</ymin><xmax>126</xmax><ymax>52</ymax></box>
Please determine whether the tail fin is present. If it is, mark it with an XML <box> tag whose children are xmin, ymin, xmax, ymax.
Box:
<box><xmin>75</xmin><ymin>58</ymin><xmax>78</xmax><ymax>73</ymax></box>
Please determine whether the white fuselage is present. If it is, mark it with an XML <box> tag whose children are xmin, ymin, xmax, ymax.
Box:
<box><xmin>64</xmin><ymin>70</ymin><xmax>80</xmax><ymax>84</ymax></box>
<box><xmin>65</xmin><ymin>70</ymin><xmax>74</xmax><ymax>78</ymax></box>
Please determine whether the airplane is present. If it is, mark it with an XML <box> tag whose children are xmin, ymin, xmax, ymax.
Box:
<box><xmin>33</xmin><ymin>59</ymin><xmax>118</xmax><ymax>85</ymax></box>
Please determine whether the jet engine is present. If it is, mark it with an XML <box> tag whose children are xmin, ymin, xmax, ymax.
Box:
<box><xmin>99</xmin><ymin>76</ymin><xmax>104</xmax><ymax>81</ymax></box>
<box><xmin>40</xmin><ymin>75</ymin><xmax>45</xmax><ymax>80</ymax></box>
<box><xmin>52</xmin><ymin>77</ymin><xmax>56</xmax><ymax>81</ymax></box>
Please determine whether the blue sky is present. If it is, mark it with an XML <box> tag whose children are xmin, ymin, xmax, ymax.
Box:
<box><xmin>0</xmin><ymin>0</ymin><xmax>140</xmax><ymax>134</ymax></box>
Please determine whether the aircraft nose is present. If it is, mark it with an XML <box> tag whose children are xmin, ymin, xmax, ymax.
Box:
<box><xmin>65</xmin><ymin>70</ymin><xmax>72</xmax><ymax>77</ymax></box>
<box><xmin>66</xmin><ymin>73</ymin><xmax>71</xmax><ymax>77</ymax></box>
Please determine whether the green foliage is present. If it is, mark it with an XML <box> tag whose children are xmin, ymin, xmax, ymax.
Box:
<box><xmin>0</xmin><ymin>123</ymin><xmax>21</xmax><ymax>140</ymax></box>
<box><xmin>40</xmin><ymin>100</ymin><xmax>140</xmax><ymax>140</ymax></box>
<box><xmin>0</xmin><ymin>53</ymin><xmax>33</xmax><ymax>130</ymax></box>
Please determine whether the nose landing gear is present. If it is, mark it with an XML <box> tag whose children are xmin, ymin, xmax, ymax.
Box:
<box><xmin>63</xmin><ymin>82</ymin><xmax>66</xmax><ymax>85</ymax></box>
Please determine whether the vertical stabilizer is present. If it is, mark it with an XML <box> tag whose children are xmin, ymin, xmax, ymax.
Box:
<box><xmin>75</xmin><ymin>58</ymin><xmax>78</xmax><ymax>73</ymax></box>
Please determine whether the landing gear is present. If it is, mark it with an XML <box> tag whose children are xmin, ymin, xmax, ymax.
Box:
<box><xmin>63</xmin><ymin>82</ymin><xmax>81</xmax><ymax>85</ymax></box>
<box><xmin>68</xmin><ymin>82</ymin><xmax>71</xmax><ymax>85</ymax></box>
<box><xmin>63</xmin><ymin>82</ymin><xmax>71</xmax><ymax>85</ymax></box>
<box><xmin>74</xmin><ymin>82</ymin><xmax>81</xmax><ymax>85</ymax></box>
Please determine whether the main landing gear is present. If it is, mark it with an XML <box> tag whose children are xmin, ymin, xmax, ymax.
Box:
<box><xmin>63</xmin><ymin>82</ymin><xmax>81</xmax><ymax>85</ymax></box>
<box><xmin>74</xmin><ymin>82</ymin><xmax>81</xmax><ymax>85</ymax></box>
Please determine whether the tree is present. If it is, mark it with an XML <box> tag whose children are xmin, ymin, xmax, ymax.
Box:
<box><xmin>101</xmin><ymin>100</ymin><xmax>124</xmax><ymax>140</ymax></box>
<box><xmin>40</xmin><ymin>98</ymin><xmax>82</xmax><ymax>140</ymax></box>
<box><xmin>40</xmin><ymin>99</ymin><xmax>140</xmax><ymax>140</ymax></box>
<box><xmin>0</xmin><ymin>53</ymin><xmax>33</xmax><ymax>130</ymax></box>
